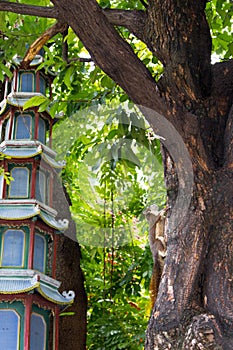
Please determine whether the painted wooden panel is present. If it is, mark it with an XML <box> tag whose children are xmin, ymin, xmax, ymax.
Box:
<box><xmin>39</xmin><ymin>76</ymin><xmax>46</xmax><ymax>95</ymax></box>
<box><xmin>38</xmin><ymin>118</ymin><xmax>46</xmax><ymax>144</ymax></box>
<box><xmin>36</xmin><ymin>171</ymin><xmax>46</xmax><ymax>204</ymax></box>
<box><xmin>29</xmin><ymin>313</ymin><xmax>46</xmax><ymax>350</ymax></box>
<box><xmin>33</xmin><ymin>234</ymin><xmax>46</xmax><ymax>273</ymax></box>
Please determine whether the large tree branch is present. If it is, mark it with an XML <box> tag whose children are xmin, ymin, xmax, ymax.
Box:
<box><xmin>146</xmin><ymin>0</ymin><xmax>212</xmax><ymax>103</ymax></box>
<box><xmin>211</xmin><ymin>60</ymin><xmax>233</xmax><ymax>168</ymax></box>
<box><xmin>212</xmin><ymin>59</ymin><xmax>233</xmax><ymax>101</ymax></box>
<box><xmin>50</xmin><ymin>0</ymin><xmax>170</xmax><ymax>121</ymax></box>
<box><xmin>0</xmin><ymin>1</ymin><xmax>58</xmax><ymax>18</ymax></box>
<box><xmin>0</xmin><ymin>1</ymin><xmax>147</xmax><ymax>42</ymax></box>
<box><xmin>103</xmin><ymin>9</ymin><xmax>147</xmax><ymax>43</ymax></box>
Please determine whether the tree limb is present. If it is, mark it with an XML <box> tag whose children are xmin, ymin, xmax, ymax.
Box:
<box><xmin>211</xmin><ymin>60</ymin><xmax>233</xmax><ymax>168</ymax></box>
<box><xmin>103</xmin><ymin>9</ymin><xmax>147</xmax><ymax>44</ymax></box>
<box><xmin>20</xmin><ymin>21</ymin><xmax>68</xmax><ymax>69</ymax></box>
<box><xmin>146</xmin><ymin>0</ymin><xmax>212</xmax><ymax>102</ymax></box>
<box><xmin>0</xmin><ymin>1</ymin><xmax>58</xmax><ymax>18</ymax></box>
<box><xmin>50</xmin><ymin>0</ymin><xmax>171</xmax><ymax>121</ymax></box>
<box><xmin>0</xmin><ymin>1</ymin><xmax>147</xmax><ymax>42</ymax></box>
<box><xmin>212</xmin><ymin>59</ymin><xmax>233</xmax><ymax>101</ymax></box>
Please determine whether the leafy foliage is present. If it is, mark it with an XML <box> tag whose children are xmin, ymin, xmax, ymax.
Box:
<box><xmin>206</xmin><ymin>0</ymin><xmax>233</xmax><ymax>60</ymax></box>
<box><xmin>82</xmin><ymin>244</ymin><xmax>152</xmax><ymax>349</ymax></box>
<box><xmin>53</xmin><ymin>104</ymin><xmax>166</xmax><ymax>348</ymax></box>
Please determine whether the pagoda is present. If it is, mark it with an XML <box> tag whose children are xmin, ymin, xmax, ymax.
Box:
<box><xmin>0</xmin><ymin>54</ymin><xmax>75</xmax><ymax>350</ymax></box>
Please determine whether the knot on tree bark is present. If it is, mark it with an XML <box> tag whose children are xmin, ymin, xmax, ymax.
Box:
<box><xmin>145</xmin><ymin>313</ymin><xmax>231</xmax><ymax>349</ymax></box>
<box><xmin>182</xmin><ymin>313</ymin><xmax>223</xmax><ymax>350</ymax></box>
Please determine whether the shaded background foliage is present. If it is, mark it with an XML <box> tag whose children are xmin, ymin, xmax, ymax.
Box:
<box><xmin>54</xmin><ymin>105</ymin><xmax>166</xmax><ymax>348</ymax></box>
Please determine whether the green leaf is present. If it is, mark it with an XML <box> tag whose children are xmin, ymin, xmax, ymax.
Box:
<box><xmin>105</xmin><ymin>129</ymin><xmax>119</xmax><ymax>140</ymax></box>
<box><xmin>38</xmin><ymin>99</ymin><xmax>51</xmax><ymax>112</ymax></box>
<box><xmin>101</xmin><ymin>75</ymin><xmax>115</xmax><ymax>89</ymax></box>
<box><xmin>23</xmin><ymin>95</ymin><xmax>48</xmax><ymax>111</ymax></box>
<box><xmin>0</xmin><ymin>63</ymin><xmax>13</xmax><ymax>79</ymax></box>
<box><xmin>64</xmin><ymin>66</ymin><xmax>75</xmax><ymax>89</ymax></box>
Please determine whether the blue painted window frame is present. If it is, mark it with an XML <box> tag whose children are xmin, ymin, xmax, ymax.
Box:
<box><xmin>39</xmin><ymin>76</ymin><xmax>46</xmax><ymax>95</ymax></box>
<box><xmin>20</xmin><ymin>72</ymin><xmax>34</xmax><ymax>92</ymax></box>
<box><xmin>0</xmin><ymin>309</ymin><xmax>20</xmax><ymax>350</ymax></box>
<box><xmin>15</xmin><ymin>114</ymin><xmax>32</xmax><ymax>140</ymax></box>
<box><xmin>9</xmin><ymin>167</ymin><xmax>30</xmax><ymax>198</ymax></box>
<box><xmin>1</xmin><ymin>229</ymin><xmax>25</xmax><ymax>267</ymax></box>
<box><xmin>30</xmin><ymin>313</ymin><xmax>46</xmax><ymax>350</ymax></box>
<box><xmin>35</xmin><ymin>170</ymin><xmax>46</xmax><ymax>203</ymax></box>
<box><xmin>33</xmin><ymin>233</ymin><xmax>46</xmax><ymax>273</ymax></box>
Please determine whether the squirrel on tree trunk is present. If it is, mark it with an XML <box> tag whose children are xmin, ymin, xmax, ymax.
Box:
<box><xmin>144</xmin><ymin>204</ymin><xmax>167</xmax><ymax>308</ymax></box>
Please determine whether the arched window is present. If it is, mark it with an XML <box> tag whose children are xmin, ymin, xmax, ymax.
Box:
<box><xmin>30</xmin><ymin>313</ymin><xmax>46</xmax><ymax>350</ymax></box>
<box><xmin>33</xmin><ymin>234</ymin><xmax>46</xmax><ymax>273</ymax></box>
<box><xmin>38</xmin><ymin>117</ymin><xmax>46</xmax><ymax>144</ymax></box>
<box><xmin>9</xmin><ymin>167</ymin><xmax>29</xmax><ymax>198</ymax></box>
<box><xmin>20</xmin><ymin>72</ymin><xmax>34</xmax><ymax>92</ymax></box>
<box><xmin>15</xmin><ymin>115</ymin><xmax>32</xmax><ymax>139</ymax></box>
<box><xmin>39</xmin><ymin>76</ymin><xmax>46</xmax><ymax>95</ymax></box>
<box><xmin>1</xmin><ymin>229</ymin><xmax>25</xmax><ymax>267</ymax></box>
<box><xmin>36</xmin><ymin>170</ymin><xmax>46</xmax><ymax>203</ymax></box>
<box><xmin>0</xmin><ymin>310</ymin><xmax>19</xmax><ymax>350</ymax></box>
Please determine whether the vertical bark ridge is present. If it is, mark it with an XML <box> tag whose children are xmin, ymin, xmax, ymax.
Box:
<box><xmin>150</xmin><ymin>199</ymin><xmax>210</xmax><ymax>330</ymax></box>
<box><xmin>146</xmin><ymin>0</ymin><xmax>212</xmax><ymax>103</ymax></box>
<box><xmin>204</xmin><ymin>170</ymin><xmax>233</xmax><ymax>329</ymax></box>
<box><xmin>224</xmin><ymin>105</ymin><xmax>233</xmax><ymax>168</ymax></box>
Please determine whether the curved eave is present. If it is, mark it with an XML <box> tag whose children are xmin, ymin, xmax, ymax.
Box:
<box><xmin>37</xmin><ymin>284</ymin><xmax>74</xmax><ymax>305</ymax></box>
<box><xmin>0</xmin><ymin>278</ymin><xmax>39</xmax><ymax>294</ymax></box>
<box><xmin>0</xmin><ymin>145</ymin><xmax>64</xmax><ymax>169</ymax></box>
<box><xmin>0</xmin><ymin>204</ymin><xmax>68</xmax><ymax>231</ymax></box>
<box><xmin>0</xmin><ymin>92</ymin><xmax>50</xmax><ymax>116</ymax></box>
<box><xmin>42</xmin><ymin>153</ymin><xmax>65</xmax><ymax>169</ymax></box>
<box><xmin>12</xmin><ymin>54</ymin><xmax>56</xmax><ymax>76</ymax></box>
<box><xmin>1</xmin><ymin>146</ymin><xmax>42</xmax><ymax>159</ymax></box>
<box><xmin>0</xmin><ymin>272</ymin><xmax>74</xmax><ymax>305</ymax></box>
<box><xmin>0</xmin><ymin>93</ymin><xmax>61</xmax><ymax>124</ymax></box>
<box><xmin>13</xmin><ymin>54</ymin><xmax>44</xmax><ymax>67</ymax></box>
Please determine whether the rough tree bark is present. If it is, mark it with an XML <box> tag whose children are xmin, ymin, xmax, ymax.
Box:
<box><xmin>53</xmin><ymin>177</ymin><xmax>87</xmax><ymax>350</ymax></box>
<box><xmin>1</xmin><ymin>0</ymin><xmax>232</xmax><ymax>348</ymax></box>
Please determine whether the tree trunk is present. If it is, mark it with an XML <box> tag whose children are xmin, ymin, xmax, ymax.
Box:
<box><xmin>143</xmin><ymin>1</ymin><xmax>233</xmax><ymax>347</ymax></box>
<box><xmin>145</xmin><ymin>149</ymin><xmax>233</xmax><ymax>350</ymax></box>
<box><xmin>53</xmin><ymin>177</ymin><xmax>87</xmax><ymax>350</ymax></box>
